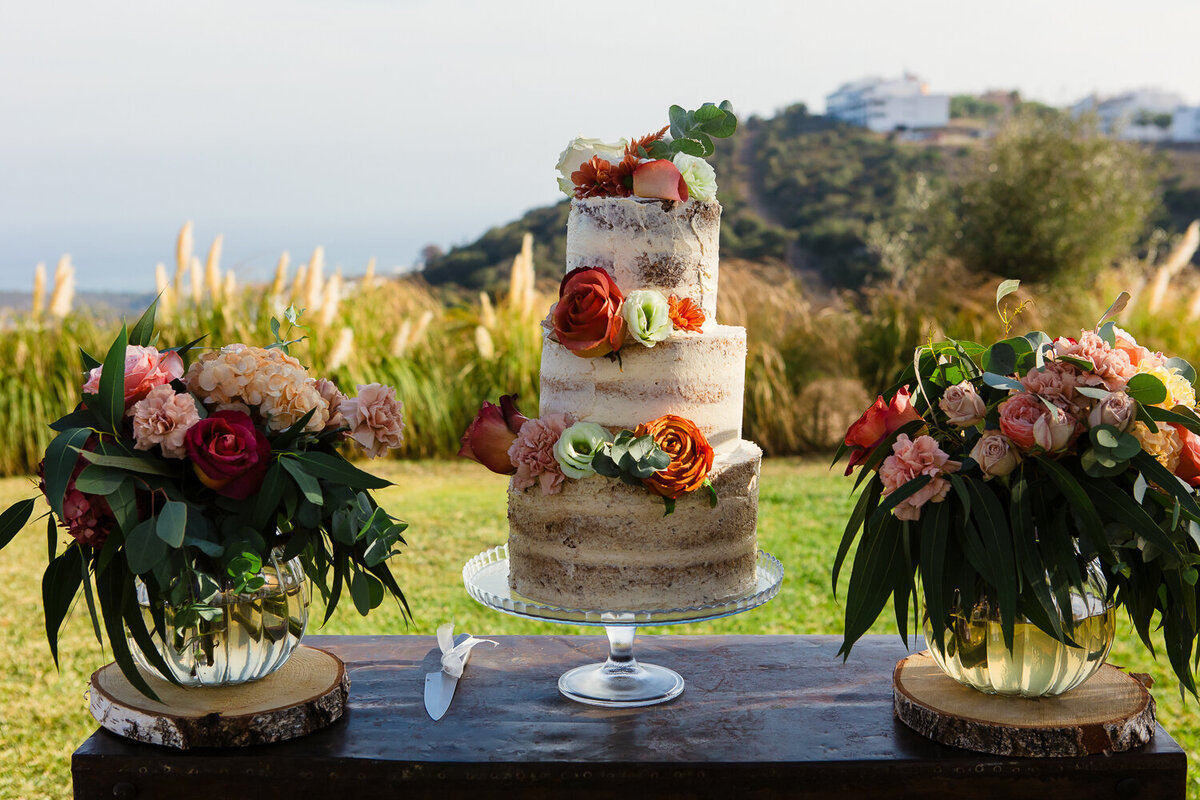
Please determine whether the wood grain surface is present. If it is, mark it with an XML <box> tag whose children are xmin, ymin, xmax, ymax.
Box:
<box><xmin>72</xmin><ymin>635</ymin><xmax>1186</xmax><ymax>800</ymax></box>
<box><xmin>893</xmin><ymin>650</ymin><xmax>1156</xmax><ymax>757</ymax></box>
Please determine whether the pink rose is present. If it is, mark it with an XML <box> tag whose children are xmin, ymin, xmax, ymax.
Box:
<box><xmin>82</xmin><ymin>345</ymin><xmax>184</xmax><ymax>409</ymax></box>
<box><xmin>508</xmin><ymin>413</ymin><xmax>575</xmax><ymax>495</ymax></box>
<box><xmin>969</xmin><ymin>432</ymin><xmax>1020</xmax><ymax>479</ymax></box>
<box><xmin>1088</xmin><ymin>391</ymin><xmax>1136</xmax><ymax>433</ymax></box>
<box><xmin>998</xmin><ymin>393</ymin><xmax>1047</xmax><ymax>450</ymax></box>
<box><xmin>938</xmin><ymin>381</ymin><xmax>986</xmax><ymax>427</ymax></box>
<box><xmin>878</xmin><ymin>434</ymin><xmax>959</xmax><ymax>521</ymax></box>
<box><xmin>1033</xmin><ymin>404</ymin><xmax>1076</xmax><ymax>453</ymax></box>
<box><xmin>342</xmin><ymin>383</ymin><xmax>405</xmax><ymax>458</ymax></box>
<box><xmin>131</xmin><ymin>384</ymin><xmax>200</xmax><ymax>458</ymax></box>
<box><xmin>459</xmin><ymin>394</ymin><xmax>529</xmax><ymax>474</ymax></box>
<box><xmin>843</xmin><ymin>386</ymin><xmax>923</xmax><ymax>475</ymax></box>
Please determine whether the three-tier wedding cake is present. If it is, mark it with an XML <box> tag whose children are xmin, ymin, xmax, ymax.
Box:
<box><xmin>461</xmin><ymin>103</ymin><xmax>760</xmax><ymax>610</ymax></box>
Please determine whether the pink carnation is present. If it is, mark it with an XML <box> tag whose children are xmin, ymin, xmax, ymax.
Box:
<box><xmin>1054</xmin><ymin>331</ymin><xmax>1138</xmax><ymax>392</ymax></box>
<box><xmin>131</xmin><ymin>384</ymin><xmax>200</xmax><ymax>458</ymax></box>
<box><xmin>314</xmin><ymin>378</ymin><xmax>348</xmax><ymax>432</ymax></box>
<box><xmin>1019</xmin><ymin>361</ymin><xmax>1088</xmax><ymax>417</ymax></box>
<box><xmin>508</xmin><ymin>413</ymin><xmax>575</xmax><ymax>495</ymax></box>
<box><xmin>878</xmin><ymin>434</ymin><xmax>959</xmax><ymax>521</ymax></box>
<box><xmin>341</xmin><ymin>383</ymin><xmax>405</xmax><ymax>458</ymax></box>
<box><xmin>82</xmin><ymin>345</ymin><xmax>184</xmax><ymax>409</ymax></box>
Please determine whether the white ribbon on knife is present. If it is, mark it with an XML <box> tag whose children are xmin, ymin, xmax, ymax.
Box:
<box><xmin>424</xmin><ymin>623</ymin><xmax>496</xmax><ymax>720</ymax></box>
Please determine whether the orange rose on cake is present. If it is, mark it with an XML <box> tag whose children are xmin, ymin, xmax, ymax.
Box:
<box><xmin>634</xmin><ymin>414</ymin><xmax>714</xmax><ymax>499</ymax></box>
<box><xmin>552</xmin><ymin>267</ymin><xmax>626</xmax><ymax>358</ymax></box>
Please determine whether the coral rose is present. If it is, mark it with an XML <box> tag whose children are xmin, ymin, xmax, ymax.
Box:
<box><xmin>553</xmin><ymin>267</ymin><xmax>627</xmax><ymax>358</ymax></box>
<box><xmin>82</xmin><ymin>345</ymin><xmax>184</xmax><ymax>409</ymax></box>
<box><xmin>1172</xmin><ymin>424</ymin><xmax>1200</xmax><ymax>487</ymax></box>
<box><xmin>634</xmin><ymin>414</ymin><xmax>714</xmax><ymax>500</ymax></box>
<box><xmin>998</xmin><ymin>393</ymin><xmax>1047</xmax><ymax>450</ymax></box>
<box><xmin>843</xmin><ymin>386</ymin><xmax>923</xmax><ymax>475</ymax></box>
<box><xmin>184</xmin><ymin>410</ymin><xmax>272</xmax><ymax>499</ymax></box>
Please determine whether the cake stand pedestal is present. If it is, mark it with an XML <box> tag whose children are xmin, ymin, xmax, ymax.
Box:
<box><xmin>463</xmin><ymin>544</ymin><xmax>784</xmax><ymax>708</ymax></box>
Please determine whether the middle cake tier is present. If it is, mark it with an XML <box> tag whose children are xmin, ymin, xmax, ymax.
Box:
<box><xmin>539</xmin><ymin>323</ymin><xmax>747</xmax><ymax>454</ymax></box>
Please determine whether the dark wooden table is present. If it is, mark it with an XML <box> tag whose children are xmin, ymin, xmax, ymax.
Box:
<box><xmin>73</xmin><ymin>634</ymin><xmax>1187</xmax><ymax>799</ymax></box>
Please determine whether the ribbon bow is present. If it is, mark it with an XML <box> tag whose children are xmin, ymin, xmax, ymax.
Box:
<box><xmin>437</xmin><ymin>622</ymin><xmax>497</xmax><ymax>678</ymax></box>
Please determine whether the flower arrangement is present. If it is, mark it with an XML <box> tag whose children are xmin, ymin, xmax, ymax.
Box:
<box><xmin>834</xmin><ymin>282</ymin><xmax>1200</xmax><ymax>693</ymax></box>
<box><xmin>554</xmin><ymin>102</ymin><xmax>736</xmax><ymax>203</ymax></box>
<box><xmin>549</xmin><ymin>267</ymin><xmax>706</xmax><ymax>362</ymax></box>
<box><xmin>460</xmin><ymin>395</ymin><xmax>716</xmax><ymax>514</ymax></box>
<box><xmin>0</xmin><ymin>301</ymin><xmax>410</xmax><ymax>698</ymax></box>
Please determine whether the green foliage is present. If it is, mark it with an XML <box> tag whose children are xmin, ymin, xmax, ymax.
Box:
<box><xmin>949</xmin><ymin>112</ymin><xmax>1161</xmax><ymax>283</ymax></box>
<box><xmin>644</xmin><ymin>101</ymin><xmax>738</xmax><ymax>160</ymax></box>
<box><xmin>950</xmin><ymin>94</ymin><xmax>1003</xmax><ymax>120</ymax></box>
<box><xmin>422</xmin><ymin>203</ymin><xmax>570</xmax><ymax>289</ymax></box>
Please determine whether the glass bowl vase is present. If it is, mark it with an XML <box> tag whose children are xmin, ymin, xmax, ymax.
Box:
<box><xmin>923</xmin><ymin>562</ymin><xmax>1115</xmax><ymax>698</ymax></box>
<box><xmin>130</xmin><ymin>551</ymin><xmax>310</xmax><ymax>687</ymax></box>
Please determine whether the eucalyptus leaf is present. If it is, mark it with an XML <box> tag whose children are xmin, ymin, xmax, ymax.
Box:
<box><xmin>74</xmin><ymin>466</ymin><xmax>127</xmax><ymax>495</ymax></box>
<box><xmin>0</xmin><ymin>498</ymin><xmax>36</xmax><ymax>551</ymax></box>
<box><xmin>995</xmin><ymin>279</ymin><xmax>1021</xmax><ymax>308</ymax></box>
<box><xmin>155</xmin><ymin>501</ymin><xmax>187</xmax><ymax>547</ymax></box>
<box><xmin>124</xmin><ymin>519</ymin><xmax>168</xmax><ymax>574</ymax></box>
<box><xmin>1126</xmin><ymin>373</ymin><xmax>1168</xmax><ymax>405</ymax></box>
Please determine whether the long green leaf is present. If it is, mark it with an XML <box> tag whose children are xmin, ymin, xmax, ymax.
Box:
<box><xmin>839</xmin><ymin>514</ymin><xmax>906</xmax><ymax>658</ymax></box>
<box><xmin>251</xmin><ymin>460</ymin><xmax>286</xmax><ymax>529</ymax></box>
<box><xmin>289</xmin><ymin>452</ymin><xmax>391</xmax><ymax>490</ymax></box>
<box><xmin>42</xmin><ymin>546</ymin><xmax>84</xmax><ymax>668</ymax></box>
<box><xmin>832</xmin><ymin>479</ymin><xmax>881</xmax><ymax>594</ymax></box>
<box><xmin>1010</xmin><ymin>473</ymin><xmax>1066</xmax><ymax>643</ymax></box>
<box><xmin>919</xmin><ymin>499</ymin><xmax>952</xmax><ymax>655</ymax></box>
<box><xmin>1145</xmin><ymin>405</ymin><xmax>1200</xmax><ymax>435</ymax></box>
<box><xmin>96</xmin><ymin>325</ymin><xmax>129</xmax><ymax>433</ymax></box>
<box><xmin>1034</xmin><ymin>455</ymin><xmax>1114</xmax><ymax>565</ymax></box>
<box><xmin>97</xmin><ymin>565</ymin><xmax>161</xmax><ymax>701</ymax></box>
<box><xmin>1131</xmin><ymin>451</ymin><xmax>1200</xmax><ymax>521</ymax></box>
<box><xmin>127</xmin><ymin>298</ymin><xmax>159</xmax><ymax>347</ymax></box>
<box><xmin>43</xmin><ymin>428</ymin><xmax>91</xmax><ymax>519</ymax></box>
<box><xmin>118</xmin><ymin>571</ymin><xmax>179</xmax><ymax>686</ymax></box>
<box><xmin>281</xmin><ymin>458</ymin><xmax>323</xmax><ymax>506</ymax></box>
<box><xmin>1087</xmin><ymin>479</ymin><xmax>1184</xmax><ymax>565</ymax></box>
<box><xmin>0</xmin><ymin>498</ymin><xmax>36</xmax><ymax>551</ymax></box>
<box><xmin>79</xmin><ymin>554</ymin><xmax>104</xmax><ymax>645</ymax></box>
<box><xmin>75</xmin><ymin>449</ymin><xmax>175</xmax><ymax>477</ymax></box>
<box><xmin>964</xmin><ymin>478</ymin><xmax>1018</xmax><ymax>649</ymax></box>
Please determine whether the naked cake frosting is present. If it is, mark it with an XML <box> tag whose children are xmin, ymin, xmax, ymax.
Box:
<box><xmin>460</xmin><ymin>102</ymin><xmax>760</xmax><ymax>610</ymax></box>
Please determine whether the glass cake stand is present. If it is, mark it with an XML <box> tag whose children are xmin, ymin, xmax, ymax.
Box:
<box><xmin>463</xmin><ymin>544</ymin><xmax>784</xmax><ymax>708</ymax></box>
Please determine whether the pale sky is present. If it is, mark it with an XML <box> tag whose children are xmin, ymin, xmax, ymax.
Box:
<box><xmin>1</xmin><ymin>0</ymin><xmax>1198</xmax><ymax>291</ymax></box>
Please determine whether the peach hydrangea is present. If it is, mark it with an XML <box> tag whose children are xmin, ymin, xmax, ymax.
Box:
<box><xmin>186</xmin><ymin>344</ymin><xmax>329</xmax><ymax>432</ymax></box>
<box><xmin>131</xmin><ymin>384</ymin><xmax>200</xmax><ymax>458</ymax></box>
<box><xmin>878</xmin><ymin>434</ymin><xmax>960</xmax><ymax>521</ymax></box>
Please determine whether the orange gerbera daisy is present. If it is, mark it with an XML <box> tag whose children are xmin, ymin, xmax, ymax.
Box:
<box><xmin>668</xmin><ymin>295</ymin><xmax>705</xmax><ymax>332</ymax></box>
<box><xmin>572</xmin><ymin>156</ymin><xmax>629</xmax><ymax>199</ymax></box>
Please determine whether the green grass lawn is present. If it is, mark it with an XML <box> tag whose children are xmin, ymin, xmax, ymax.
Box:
<box><xmin>0</xmin><ymin>458</ymin><xmax>1196</xmax><ymax>798</ymax></box>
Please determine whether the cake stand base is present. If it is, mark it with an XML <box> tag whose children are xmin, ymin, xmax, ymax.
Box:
<box><xmin>557</xmin><ymin>625</ymin><xmax>684</xmax><ymax>707</ymax></box>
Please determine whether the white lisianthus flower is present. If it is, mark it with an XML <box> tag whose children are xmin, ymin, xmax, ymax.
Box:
<box><xmin>622</xmin><ymin>290</ymin><xmax>673</xmax><ymax>347</ymax></box>
<box><xmin>553</xmin><ymin>421</ymin><xmax>613</xmax><ymax>479</ymax></box>
<box><xmin>672</xmin><ymin>153</ymin><xmax>718</xmax><ymax>202</ymax></box>
<box><xmin>555</xmin><ymin>137</ymin><xmax>629</xmax><ymax>196</ymax></box>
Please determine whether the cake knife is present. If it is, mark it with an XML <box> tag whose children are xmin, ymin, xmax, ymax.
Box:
<box><xmin>424</xmin><ymin>623</ymin><xmax>496</xmax><ymax>721</ymax></box>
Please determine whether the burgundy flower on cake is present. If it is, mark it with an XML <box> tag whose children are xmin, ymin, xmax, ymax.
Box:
<box><xmin>82</xmin><ymin>345</ymin><xmax>184</xmax><ymax>409</ymax></box>
<box><xmin>185</xmin><ymin>410</ymin><xmax>272</xmax><ymax>499</ymax></box>
<box><xmin>553</xmin><ymin>267</ymin><xmax>627</xmax><ymax>358</ymax></box>
<box><xmin>459</xmin><ymin>394</ymin><xmax>528</xmax><ymax>475</ymax></box>
<box><xmin>843</xmin><ymin>387</ymin><xmax>923</xmax><ymax>475</ymax></box>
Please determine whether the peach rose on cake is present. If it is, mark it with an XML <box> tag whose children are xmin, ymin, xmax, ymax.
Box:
<box><xmin>552</xmin><ymin>267</ymin><xmax>627</xmax><ymax>358</ymax></box>
<box><xmin>634</xmin><ymin>415</ymin><xmax>714</xmax><ymax>500</ymax></box>
<box><xmin>82</xmin><ymin>345</ymin><xmax>184</xmax><ymax>409</ymax></box>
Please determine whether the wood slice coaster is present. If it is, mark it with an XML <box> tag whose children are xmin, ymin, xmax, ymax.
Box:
<box><xmin>88</xmin><ymin>644</ymin><xmax>349</xmax><ymax>749</ymax></box>
<box><xmin>893</xmin><ymin>650</ymin><xmax>1155</xmax><ymax>757</ymax></box>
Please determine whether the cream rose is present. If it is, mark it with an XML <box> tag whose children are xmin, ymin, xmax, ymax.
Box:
<box><xmin>1033</xmin><ymin>405</ymin><xmax>1075</xmax><ymax>452</ymax></box>
<box><xmin>672</xmin><ymin>153</ymin><xmax>718</xmax><ymax>202</ymax></box>
<box><xmin>969</xmin><ymin>432</ymin><xmax>1020</xmax><ymax>479</ymax></box>
<box><xmin>1088</xmin><ymin>391</ymin><xmax>1136</xmax><ymax>433</ymax></box>
<box><xmin>555</xmin><ymin>137</ymin><xmax>628</xmax><ymax>196</ymax></box>
<box><xmin>938</xmin><ymin>381</ymin><xmax>987</xmax><ymax>427</ymax></box>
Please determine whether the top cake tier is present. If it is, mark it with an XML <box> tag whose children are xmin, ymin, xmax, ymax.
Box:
<box><xmin>566</xmin><ymin>197</ymin><xmax>721</xmax><ymax>320</ymax></box>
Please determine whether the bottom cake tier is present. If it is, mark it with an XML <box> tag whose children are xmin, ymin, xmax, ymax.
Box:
<box><xmin>506</xmin><ymin>440</ymin><xmax>762</xmax><ymax>609</ymax></box>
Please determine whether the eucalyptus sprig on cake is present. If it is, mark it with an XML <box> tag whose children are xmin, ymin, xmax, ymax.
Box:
<box><xmin>0</xmin><ymin>300</ymin><xmax>411</xmax><ymax>699</ymax></box>
<box><xmin>832</xmin><ymin>282</ymin><xmax>1200</xmax><ymax>695</ymax></box>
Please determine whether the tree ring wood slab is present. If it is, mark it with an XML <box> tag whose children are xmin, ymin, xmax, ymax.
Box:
<box><xmin>88</xmin><ymin>644</ymin><xmax>349</xmax><ymax>749</ymax></box>
<box><xmin>893</xmin><ymin>650</ymin><xmax>1155</xmax><ymax>757</ymax></box>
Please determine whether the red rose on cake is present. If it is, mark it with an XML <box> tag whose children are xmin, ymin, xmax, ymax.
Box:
<box><xmin>552</xmin><ymin>267</ymin><xmax>627</xmax><ymax>358</ymax></box>
<box><xmin>634</xmin><ymin>414</ymin><xmax>714</xmax><ymax>499</ymax></box>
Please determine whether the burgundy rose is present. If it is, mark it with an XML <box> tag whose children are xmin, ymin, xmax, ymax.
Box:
<box><xmin>552</xmin><ymin>267</ymin><xmax>627</xmax><ymax>358</ymax></box>
<box><xmin>185</xmin><ymin>410</ymin><xmax>272</xmax><ymax>499</ymax></box>
<box><xmin>459</xmin><ymin>394</ymin><xmax>528</xmax><ymax>475</ymax></box>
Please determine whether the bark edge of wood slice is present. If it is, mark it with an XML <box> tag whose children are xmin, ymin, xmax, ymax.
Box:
<box><xmin>893</xmin><ymin>650</ymin><xmax>1155</xmax><ymax>757</ymax></box>
<box><xmin>88</xmin><ymin>644</ymin><xmax>349</xmax><ymax>749</ymax></box>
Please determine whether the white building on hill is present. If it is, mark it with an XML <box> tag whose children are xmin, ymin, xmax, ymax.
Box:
<box><xmin>1071</xmin><ymin>89</ymin><xmax>1184</xmax><ymax>142</ymax></box>
<box><xmin>1171</xmin><ymin>106</ymin><xmax>1200</xmax><ymax>143</ymax></box>
<box><xmin>825</xmin><ymin>74</ymin><xmax>950</xmax><ymax>133</ymax></box>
